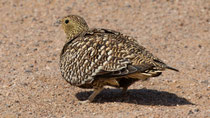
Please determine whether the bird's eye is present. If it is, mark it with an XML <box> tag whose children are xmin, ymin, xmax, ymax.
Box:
<box><xmin>65</xmin><ymin>19</ymin><xmax>69</xmax><ymax>24</ymax></box>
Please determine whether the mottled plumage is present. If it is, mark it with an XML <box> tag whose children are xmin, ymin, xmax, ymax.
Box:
<box><xmin>59</xmin><ymin>15</ymin><xmax>179</xmax><ymax>103</ymax></box>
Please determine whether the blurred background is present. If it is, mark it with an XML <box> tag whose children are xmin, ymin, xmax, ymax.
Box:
<box><xmin>0</xmin><ymin>0</ymin><xmax>209</xmax><ymax>117</ymax></box>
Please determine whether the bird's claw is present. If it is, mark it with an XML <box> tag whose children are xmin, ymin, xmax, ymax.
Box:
<box><xmin>79</xmin><ymin>100</ymin><xmax>91</xmax><ymax>104</ymax></box>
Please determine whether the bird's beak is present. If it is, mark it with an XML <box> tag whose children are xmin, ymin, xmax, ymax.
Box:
<box><xmin>54</xmin><ymin>18</ymin><xmax>62</xmax><ymax>27</ymax></box>
<box><xmin>57</xmin><ymin>19</ymin><xmax>62</xmax><ymax>24</ymax></box>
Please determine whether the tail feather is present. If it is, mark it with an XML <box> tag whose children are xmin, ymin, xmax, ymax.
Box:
<box><xmin>166</xmin><ymin>66</ymin><xmax>179</xmax><ymax>72</ymax></box>
<box><xmin>141</xmin><ymin>70</ymin><xmax>162</xmax><ymax>77</ymax></box>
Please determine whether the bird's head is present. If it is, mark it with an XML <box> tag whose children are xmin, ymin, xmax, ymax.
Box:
<box><xmin>60</xmin><ymin>15</ymin><xmax>89</xmax><ymax>41</ymax></box>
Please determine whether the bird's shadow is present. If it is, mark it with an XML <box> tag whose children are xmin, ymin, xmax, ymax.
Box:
<box><xmin>76</xmin><ymin>88</ymin><xmax>194</xmax><ymax>106</ymax></box>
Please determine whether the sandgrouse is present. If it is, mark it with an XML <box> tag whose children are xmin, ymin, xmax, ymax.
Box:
<box><xmin>59</xmin><ymin>15</ymin><xmax>178</xmax><ymax>103</ymax></box>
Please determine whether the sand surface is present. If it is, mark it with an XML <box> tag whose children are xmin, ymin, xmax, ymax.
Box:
<box><xmin>0</xmin><ymin>0</ymin><xmax>209</xmax><ymax>117</ymax></box>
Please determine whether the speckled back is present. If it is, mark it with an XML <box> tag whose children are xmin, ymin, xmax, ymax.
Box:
<box><xmin>60</xmin><ymin>28</ymin><xmax>166</xmax><ymax>86</ymax></box>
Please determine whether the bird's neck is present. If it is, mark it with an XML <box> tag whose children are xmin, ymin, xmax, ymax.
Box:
<box><xmin>66</xmin><ymin>27</ymin><xmax>88</xmax><ymax>42</ymax></box>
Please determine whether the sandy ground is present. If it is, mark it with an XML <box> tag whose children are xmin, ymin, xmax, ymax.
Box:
<box><xmin>0</xmin><ymin>0</ymin><xmax>209</xmax><ymax>118</ymax></box>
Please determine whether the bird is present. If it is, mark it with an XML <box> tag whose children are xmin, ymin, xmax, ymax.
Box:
<box><xmin>59</xmin><ymin>15</ymin><xmax>179</xmax><ymax>103</ymax></box>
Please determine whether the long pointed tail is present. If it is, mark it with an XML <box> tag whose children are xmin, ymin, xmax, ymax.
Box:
<box><xmin>166</xmin><ymin>66</ymin><xmax>179</xmax><ymax>72</ymax></box>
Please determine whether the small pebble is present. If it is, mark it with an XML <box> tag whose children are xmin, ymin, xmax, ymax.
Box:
<box><xmin>29</xmin><ymin>64</ymin><xmax>34</xmax><ymax>68</ymax></box>
<box><xmin>25</xmin><ymin>69</ymin><xmax>32</xmax><ymax>73</ymax></box>
<box><xmin>47</xmin><ymin>60</ymin><xmax>52</xmax><ymax>63</ymax></box>
<box><xmin>188</xmin><ymin>110</ymin><xmax>194</xmax><ymax>115</ymax></box>
<box><xmin>200</xmin><ymin>80</ymin><xmax>208</xmax><ymax>84</ymax></box>
<box><xmin>194</xmin><ymin>108</ymin><xmax>200</xmax><ymax>112</ymax></box>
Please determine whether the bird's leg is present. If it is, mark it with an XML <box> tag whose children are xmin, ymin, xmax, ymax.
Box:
<box><xmin>88</xmin><ymin>87</ymin><xmax>104</xmax><ymax>102</ymax></box>
<box><xmin>80</xmin><ymin>87</ymin><xmax>104</xmax><ymax>103</ymax></box>
<box><xmin>121</xmin><ymin>86</ymin><xmax>129</xmax><ymax>95</ymax></box>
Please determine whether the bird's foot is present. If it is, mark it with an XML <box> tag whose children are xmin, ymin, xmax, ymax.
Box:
<box><xmin>79</xmin><ymin>100</ymin><xmax>91</xmax><ymax>104</ymax></box>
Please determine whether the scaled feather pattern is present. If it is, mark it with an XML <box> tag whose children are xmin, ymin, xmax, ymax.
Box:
<box><xmin>59</xmin><ymin>15</ymin><xmax>178</xmax><ymax>102</ymax></box>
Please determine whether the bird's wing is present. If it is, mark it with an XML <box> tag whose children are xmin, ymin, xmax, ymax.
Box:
<box><xmin>60</xmin><ymin>28</ymin><xmax>177</xmax><ymax>86</ymax></box>
<box><xmin>87</xmin><ymin>28</ymin><xmax>165</xmax><ymax>79</ymax></box>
